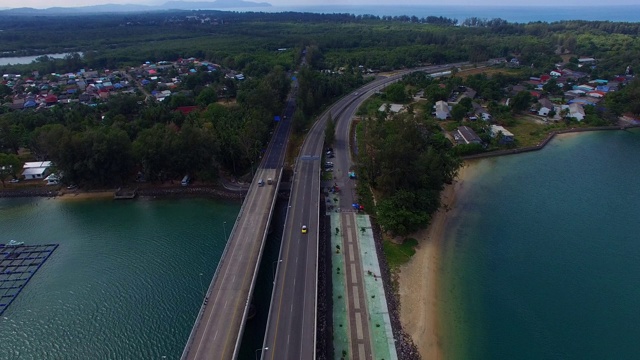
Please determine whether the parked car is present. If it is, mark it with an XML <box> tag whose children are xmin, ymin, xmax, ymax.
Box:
<box><xmin>9</xmin><ymin>178</ymin><xmax>19</xmax><ymax>183</ymax></box>
<box><xmin>181</xmin><ymin>175</ymin><xmax>191</xmax><ymax>186</ymax></box>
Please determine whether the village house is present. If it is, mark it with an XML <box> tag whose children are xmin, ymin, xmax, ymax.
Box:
<box><xmin>472</xmin><ymin>102</ymin><xmax>492</xmax><ymax>121</ymax></box>
<box><xmin>21</xmin><ymin>161</ymin><xmax>53</xmax><ymax>180</ymax></box>
<box><xmin>490</xmin><ymin>125</ymin><xmax>515</xmax><ymax>144</ymax></box>
<box><xmin>434</xmin><ymin>100</ymin><xmax>451</xmax><ymax>120</ymax></box>
<box><xmin>453</xmin><ymin>126</ymin><xmax>482</xmax><ymax>145</ymax></box>
<box><xmin>378</xmin><ymin>104</ymin><xmax>404</xmax><ymax>113</ymax></box>
<box><xmin>563</xmin><ymin>103</ymin><xmax>586</xmax><ymax>121</ymax></box>
<box><xmin>538</xmin><ymin>98</ymin><xmax>558</xmax><ymax>117</ymax></box>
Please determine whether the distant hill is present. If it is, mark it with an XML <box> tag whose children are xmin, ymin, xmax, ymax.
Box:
<box><xmin>0</xmin><ymin>0</ymin><xmax>271</xmax><ymax>15</ymax></box>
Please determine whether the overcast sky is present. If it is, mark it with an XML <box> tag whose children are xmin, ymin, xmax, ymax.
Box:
<box><xmin>1</xmin><ymin>0</ymin><xmax>638</xmax><ymax>10</ymax></box>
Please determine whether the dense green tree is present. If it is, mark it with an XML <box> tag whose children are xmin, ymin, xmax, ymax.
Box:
<box><xmin>57</xmin><ymin>127</ymin><xmax>134</xmax><ymax>187</ymax></box>
<box><xmin>132</xmin><ymin>124</ymin><xmax>177</xmax><ymax>181</ymax></box>
<box><xmin>450</xmin><ymin>103</ymin><xmax>467</xmax><ymax>121</ymax></box>
<box><xmin>196</xmin><ymin>87</ymin><xmax>218</xmax><ymax>107</ymax></box>
<box><xmin>0</xmin><ymin>152</ymin><xmax>21</xmax><ymax>187</ymax></box>
<box><xmin>358</xmin><ymin>112</ymin><xmax>460</xmax><ymax>236</ymax></box>
<box><xmin>542</xmin><ymin>77</ymin><xmax>561</xmax><ymax>95</ymax></box>
<box><xmin>384</xmin><ymin>83</ymin><xmax>409</xmax><ymax>103</ymax></box>
<box><xmin>511</xmin><ymin>90</ymin><xmax>533</xmax><ymax>113</ymax></box>
<box><xmin>377</xmin><ymin>190</ymin><xmax>431</xmax><ymax>236</ymax></box>
<box><xmin>30</xmin><ymin>124</ymin><xmax>71</xmax><ymax>161</ymax></box>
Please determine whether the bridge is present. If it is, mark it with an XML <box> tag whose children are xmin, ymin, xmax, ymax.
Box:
<box><xmin>181</xmin><ymin>63</ymin><xmax>467</xmax><ymax>360</ymax></box>
<box><xmin>180</xmin><ymin>91</ymin><xmax>294</xmax><ymax>360</ymax></box>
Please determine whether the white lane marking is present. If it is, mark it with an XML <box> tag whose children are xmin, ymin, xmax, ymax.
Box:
<box><xmin>356</xmin><ymin>312</ymin><xmax>364</xmax><ymax>340</ymax></box>
<box><xmin>353</xmin><ymin>286</ymin><xmax>360</xmax><ymax>310</ymax></box>
<box><xmin>351</xmin><ymin>263</ymin><xmax>357</xmax><ymax>284</ymax></box>
<box><xmin>349</xmin><ymin>244</ymin><xmax>355</xmax><ymax>262</ymax></box>
<box><xmin>214</xmin><ymin>330</ymin><xmax>219</xmax><ymax>341</ymax></box>
<box><xmin>358</xmin><ymin>343</ymin><xmax>366</xmax><ymax>360</ymax></box>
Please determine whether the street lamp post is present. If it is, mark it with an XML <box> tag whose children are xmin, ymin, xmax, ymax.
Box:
<box><xmin>223</xmin><ymin>221</ymin><xmax>227</xmax><ymax>241</ymax></box>
<box><xmin>255</xmin><ymin>347</ymin><xmax>268</xmax><ymax>360</ymax></box>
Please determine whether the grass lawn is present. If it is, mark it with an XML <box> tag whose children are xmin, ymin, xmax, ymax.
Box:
<box><xmin>457</xmin><ymin>66</ymin><xmax>520</xmax><ymax>80</ymax></box>
<box><xmin>383</xmin><ymin>237</ymin><xmax>418</xmax><ymax>268</ymax></box>
<box><xmin>509</xmin><ymin>115</ymin><xmax>587</xmax><ymax>147</ymax></box>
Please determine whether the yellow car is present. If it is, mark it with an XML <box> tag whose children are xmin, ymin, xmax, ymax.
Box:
<box><xmin>301</xmin><ymin>225</ymin><xmax>308</xmax><ymax>234</ymax></box>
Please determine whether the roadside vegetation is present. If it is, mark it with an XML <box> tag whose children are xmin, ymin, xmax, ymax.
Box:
<box><xmin>383</xmin><ymin>238</ymin><xmax>419</xmax><ymax>268</ymax></box>
<box><xmin>2</xmin><ymin>11</ymin><xmax>640</xmax><ymax>189</ymax></box>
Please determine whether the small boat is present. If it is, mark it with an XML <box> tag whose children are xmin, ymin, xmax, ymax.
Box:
<box><xmin>7</xmin><ymin>240</ymin><xmax>24</xmax><ymax>246</ymax></box>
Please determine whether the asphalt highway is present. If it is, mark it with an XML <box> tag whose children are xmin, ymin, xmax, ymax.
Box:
<box><xmin>262</xmin><ymin>115</ymin><xmax>324</xmax><ymax>360</ymax></box>
<box><xmin>181</xmin><ymin>80</ymin><xmax>298</xmax><ymax>360</ymax></box>
<box><xmin>262</xmin><ymin>63</ymin><xmax>468</xmax><ymax>360</ymax></box>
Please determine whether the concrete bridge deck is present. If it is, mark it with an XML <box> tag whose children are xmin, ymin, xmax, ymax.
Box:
<box><xmin>181</xmin><ymin>167</ymin><xmax>281</xmax><ymax>360</ymax></box>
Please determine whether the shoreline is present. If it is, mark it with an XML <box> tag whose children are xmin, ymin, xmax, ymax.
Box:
<box><xmin>462</xmin><ymin>124</ymin><xmax>639</xmax><ymax>161</ymax></box>
<box><xmin>396</xmin><ymin>126</ymin><xmax>640</xmax><ymax>358</ymax></box>
<box><xmin>0</xmin><ymin>182</ymin><xmax>249</xmax><ymax>201</ymax></box>
<box><xmin>397</xmin><ymin>163</ymin><xmax>476</xmax><ymax>360</ymax></box>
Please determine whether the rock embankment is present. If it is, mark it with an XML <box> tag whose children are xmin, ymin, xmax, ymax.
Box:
<box><xmin>138</xmin><ymin>186</ymin><xmax>245</xmax><ymax>200</ymax></box>
<box><xmin>370</xmin><ymin>221</ymin><xmax>422</xmax><ymax>360</ymax></box>
<box><xmin>0</xmin><ymin>188</ymin><xmax>58</xmax><ymax>198</ymax></box>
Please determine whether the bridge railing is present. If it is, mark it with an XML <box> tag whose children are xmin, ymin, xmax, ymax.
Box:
<box><xmin>180</xmin><ymin>185</ymin><xmax>250</xmax><ymax>360</ymax></box>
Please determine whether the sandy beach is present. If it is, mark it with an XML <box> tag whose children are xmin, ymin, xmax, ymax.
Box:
<box><xmin>55</xmin><ymin>190</ymin><xmax>115</xmax><ymax>201</ymax></box>
<box><xmin>397</xmin><ymin>164</ymin><xmax>474</xmax><ymax>360</ymax></box>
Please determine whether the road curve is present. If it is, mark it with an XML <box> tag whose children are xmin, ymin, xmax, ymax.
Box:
<box><xmin>261</xmin><ymin>62</ymin><xmax>467</xmax><ymax>360</ymax></box>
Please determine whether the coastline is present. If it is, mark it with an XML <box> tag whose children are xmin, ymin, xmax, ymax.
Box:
<box><xmin>0</xmin><ymin>184</ymin><xmax>248</xmax><ymax>201</ymax></box>
<box><xmin>397</xmin><ymin>163</ymin><xmax>476</xmax><ymax>360</ymax></box>
<box><xmin>396</xmin><ymin>127</ymin><xmax>640</xmax><ymax>359</ymax></box>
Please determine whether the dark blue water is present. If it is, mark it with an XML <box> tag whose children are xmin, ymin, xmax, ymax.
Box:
<box><xmin>440</xmin><ymin>129</ymin><xmax>640</xmax><ymax>359</ymax></box>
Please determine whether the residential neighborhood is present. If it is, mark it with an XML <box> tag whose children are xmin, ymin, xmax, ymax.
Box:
<box><xmin>1</xmin><ymin>57</ymin><xmax>244</xmax><ymax>109</ymax></box>
<box><xmin>417</xmin><ymin>56</ymin><xmax>639</xmax><ymax>153</ymax></box>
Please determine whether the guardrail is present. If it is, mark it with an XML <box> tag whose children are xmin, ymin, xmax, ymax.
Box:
<box><xmin>180</xmin><ymin>184</ymin><xmax>249</xmax><ymax>359</ymax></box>
<box><xmin>181</xmin><ymin>80</ymin><xmax>295</xmax><ymax>360</ymax></box>
<box><xmin>234</xmin><ymin>168</ymin><xmax>283</xmax><ymax>359</ymax></box>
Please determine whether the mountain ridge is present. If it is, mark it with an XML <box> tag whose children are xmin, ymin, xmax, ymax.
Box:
<box><xmin>0</xmin><ymin>0</ymin><xmax>271</xmax><ymax>15</ymax></box>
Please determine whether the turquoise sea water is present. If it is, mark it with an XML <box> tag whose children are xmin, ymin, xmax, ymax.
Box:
<box><xmin>234</xmin><ymin>5</ymin><xmax>640</xmax><ymax>23</ymax></box>
<box><xmin>440</xmin><ymin>129</ymin><xmax>640</xmax><ymax>359</ymax></box>
<box><xmin>0</xmin><ymin>197</ymin><xmax>239</xmax><ymax>359</ymax></box>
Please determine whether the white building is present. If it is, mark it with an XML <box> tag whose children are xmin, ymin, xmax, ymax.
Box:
<box><xmin>21</xmin><ymin>161</ymin><xmax>53</xmax><ymax>180</ymax></box>
<box><xmin>567</xmin><ymin>103</ymin><xmax>586</xmax><ymax>121</ymax></box>
<box><xmin>378</xmin><ymin>103</ymin><xmax>404</xmax><ymax>113</ymax></box>
<box><xmin>434</xmin><ymin>100</ymin><xmax>451</xmax><ymax>120</ymax></box>
<box><xmin>490</xmin><ymin>125</ymin><xmax>515</xmax><ymax>144</ymax></box>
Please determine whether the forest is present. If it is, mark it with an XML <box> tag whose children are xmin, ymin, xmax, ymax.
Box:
<box><xmin>1</xmin><ymin>10</ymin><xmax>640</xmax><ymax>189</ymax></box>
